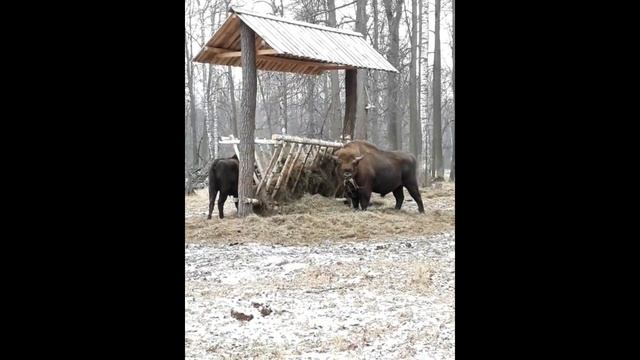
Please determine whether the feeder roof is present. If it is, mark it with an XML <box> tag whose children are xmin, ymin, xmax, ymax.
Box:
<box><xmin>192</xmin><ymin>6</ymin><xmax>398</xmax><ymax>75</ymax></box>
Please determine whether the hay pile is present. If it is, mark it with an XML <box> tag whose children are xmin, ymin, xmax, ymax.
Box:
<box><xmin>185</xmin><ymin>182</ymin><xmax>455</xmax><ymax>245</ymax></box>
<box><xmin>255</xmin><ymin>148</ymin><xmax>344</xmax><ymax>209</ymax></box>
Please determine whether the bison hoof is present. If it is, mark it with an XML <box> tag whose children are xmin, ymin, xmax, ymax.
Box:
<box><xmin>207</xmin><ymin>215</ymin><xmax>212</xmax><ymax>220</ymax></box>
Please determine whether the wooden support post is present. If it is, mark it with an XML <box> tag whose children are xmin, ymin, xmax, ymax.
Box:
<box><xmin>343</xmin><ymin>69</ymin><xmax>357</xmax><ymax>140</ymax></box>
<box><xmin>237</xmin><ymin>22</ymin><xmax>257</xmax><ymax>217</ymax></box>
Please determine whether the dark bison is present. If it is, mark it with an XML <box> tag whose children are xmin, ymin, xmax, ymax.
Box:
<box><xmin>207</xmin><ymin>154</ymin><xmax>239</xmax><ymax>219</ymax></box>
<box><xmin>332</xmin><ymin>140</ymin><xmax>424</xmax><ymax>213</ymax></box>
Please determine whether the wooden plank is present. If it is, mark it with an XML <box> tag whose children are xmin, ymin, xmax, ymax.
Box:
<box><xmin>271</xmin><ymin>142</ymin><xmax>300</xmax><ymax>198</ymax></box>
<box><xmin>219</xmin><ymin>138</ymin><xmax>278</xmax><ymax>145</ymax></box>
<box><xmin>254</xmin><ymin>147</ymin><xmax>265</xmax><ymax>180</ymax></box>
<box><xmin>280</xmin><ymin>143</ymin><xmax>305</xmax><ymax>192</ymax></box>
<box><xmin>265</xmin><ymin>142</ymin><xmax>291</xmax><ymax>194</ymax></box>
<box><xmin>204</xmin><ymin>46</ymin><xmax>233</xmax><ymax>53</ymax></box>
<box><xmin>291</xmin><ymin>144</ymin><xmax>315</xmax><ymax>192</ymax></box>
<box><xmin>320</xmin><ymin>65</ymin><xmax>356</xmax><ymax>71</ymax></box>
<box><xmin>256</xmin><ymin>55</ymin><xmax>328</xmax><ymax>69</ymax></box>
<box><xmin>215</xmin><ymin>49</ymin><xmax>279</xmax><ymax>58</ymax></box>
<box><xmin>256</xmin><ymin>141</ymin><xmax>285</xmax><ymax>195</ymax></box>
<box><xmin>271</xmin><ymin>134</ymin><xmax>343</xmax><ymax>148</ymax></box>
<box><xmin>312</xmin><ymin>146</ymin><xmax>327</xmax><ymax>168</ymax></box>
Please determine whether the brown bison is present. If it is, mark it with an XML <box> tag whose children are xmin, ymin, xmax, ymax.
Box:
<box><xmin>332</xmin><ymin>140</ymin><xmax>425</xmax><ymax>213</ymax></box>
<box><xmin>207</xmin><ymin>154</ymin><xmax>239</xmax><ymax>219</ymax></box>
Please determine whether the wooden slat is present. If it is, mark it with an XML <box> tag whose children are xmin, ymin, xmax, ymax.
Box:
<box><xmin>254</xmin><ymin>148</ymin><xmax>264</xmax><ymax>180</ymax></box>
<box><xmin>281</xmin><ymin>143</ymin><xmax>305</xmax><ymax>192</ymax></box>
<box><xmin>265</xmin><ymin>142</ymin><xmax>291</xmax><ymax>193</ymax></box>
<box><xmin>215</xmin><ymin>49</ymin><xmax>279</xmax><ymax>58</ymax></box>
<box><xmin>271</xmin><ymin>134</ymin><xmax>343</xmax><ymax>148</ymax></box>
<box><xmin>256</xmin><ymin>55</ymin><xmax>328</xmax><ymax>69</ymax></box>
<box><xmin>271</xmin><ymin>142</ymin><xmax>300</xmax><ymax>198</ymax></box>
<box><xmin>219</xmin><ymin>137</ymin><xmax>278</xmax><ymax>145</ymax></box>
<box><xmin>320</xmin><ymin>65</ymin><xmax>356</xmax><ymax>71</ymax></box>
<box><xmin>256</xmin><ymin>142</ymin><xmax>285</xmax><ymax>195</ymax></box>
<box><xmin>290</xmin><ymin>144</ymin><xmax>314</xmax><ymax>192</ymax></box>
<box><xmin>204</xmin><ymin>46</ymin><xmax>232</xmax><ymax>53</ymax></box>
<box><xmin>312</xmin><ymin>146</ymin><xmax>328</xmax><ymax>168</ymax></box>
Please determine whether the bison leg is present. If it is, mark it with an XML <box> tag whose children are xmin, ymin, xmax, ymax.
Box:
<box><xmin>358</xmin><ymin>190</ymin><xmax>372</xmax><ymax>211</ymax></box>
<box><xmin>218</xmin><ymin>193</ymin><xmax>228</xmax><ymax>219</ymax></box>
<box><xmin>207</xmin><ymin>190</ymin><xmax>218</xmax><ymax>220</ymax></box>
<box><xmin>351</xmin><ymin>196</ymin><xmax>360</xmax><ymax>210</ymax></box>
<box><xmin>392</xmin><ymin>187</ymin><xmax>404</xmax><ymax>210</ymax></box>
<box><xmin>232</xmin><ymin>191</ymin><xmax>239</xmax><ymax>211</ymax></box>
<box><xmin>405</xmin><ymin>182</ymin><xmax>425</xmax><ymax>213</ymax></box>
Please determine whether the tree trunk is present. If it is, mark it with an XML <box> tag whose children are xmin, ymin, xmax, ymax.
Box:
<box><xmin>423</xmin><ymin>0</ymin><xmax>431</xmax><ymax>185</ymax></box>
<box><xmin>237</xmin><ymin>22</ymin><xmax>257</xmax><ymax>217</ymax></box>
<box><xmin>186</xmin><ymin>27</ymin><xmax>199</xmax><ymax>169</ymax></box>
<box><xmin>327</xmin><ymin>0</ymin><xmax>342</xmax><ymax>140</ymax></box>
<box><xmin>369</xmin><ymin>0</ymin><xmax>379</xmax><ymax>145</ymax></box>
<box><xmin>417</xmin><ymin>0</ymin><xmax>423</xmax><ymax>182</ymax></box>
<box><xmin>408</xmin><ymin>0</ymin><xmax>421</xmax><ymax>158</ymax></box>
<box><xmin>306</xmin><ymin>78</ymin><xmax>315</xmax><ymax>136</ymax></box>
<box><xmin>384</xmin><ymin>0</ymin><xmax>403</xmax><ymax>150</ymax></box>
<box><xmin>227</xmin><ymin>66</ymin><xmax>239</xmax><ymax>137</ymax></box>
<box><xmin>343</xmin><ymin>69</ymin><xmax>357</xmax><ymax>140</ymax></box>
<box><xmin>199</xmin><ymin>5</ymin><xmax>210</xmax><ymax>163</ymax></box>
<box><xmin>432</xmin><ymin>0</ymin><xmax>444</xmax><ymax>179</ymax></box>
<box><xmin>354</xmin><ymin>0</ymin><xmax>368</xmax><ymax>140</ymax></box>
<box><xmin>449</xmin><ymin>0</ymin><xmax>455</xmax><ymax>182</ymax></box>
<box><xmin>279</xmin><ymin>73</ymin><xmax>288</xmax><ymax>134</ymax></box>
<box><xmin>258</xmin><ymin>74</ymin><xmax>274</xmax><ymax>135</ymax></box>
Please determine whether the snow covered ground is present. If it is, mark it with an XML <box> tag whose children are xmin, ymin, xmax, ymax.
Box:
<box><xmin>185</xmin><ymin>232</ymin><xmax>455</xmax><ymax>359</ymax></box>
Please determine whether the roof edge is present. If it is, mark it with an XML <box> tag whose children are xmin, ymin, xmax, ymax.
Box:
<box><xmin>230</xmin><ymin>6</ymin><xmax>365</xmax><ymax>38</ymax></box>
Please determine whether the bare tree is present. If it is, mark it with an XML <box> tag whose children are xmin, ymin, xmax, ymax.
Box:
<box><xmin>432</xmin><ymin>0</ymin><xmax>444</xmax><ymax>179</ymax></box>
<box><xmin>258</xmin><ymin>75</ymin><xmax>274</xmax><ymax>135</ymax></box>
<box><xmin>326</xmin><ymin>0</ymin><xmax>342</xmax><ymax>139</ymax></box>
<box><xmin>186</xmin><ymin>42</ymin><xmax>198</xmax><ymax>168</ymax></box>
<box><xmin>237</xmin><ymin>22</ymin><xmax>257</xmax><ymax>217</ymax></box>
<box><xmin>408</xmin><ymin>0</ymin><xmax>421</xmax><ymax>158</ymax></box>
<box><xmin>227</xmin><ymin>67</ymin><xmax>239</xmax><ymax>137</ymax></box>
<box><xmin>383</xmin><ymin>0</ymin><xmax>403</xmax><ymax>150</ymax></box>
<box><xmin>354</xmin><ymin>0</ymin><xmax>369</xmax><ymax>140</ymax></box>
<box><xmin>449</xmin><ymin>0</ymin><xmax>455</xmax><ymax>182</ymax></box>
<box><xmin>368</xmin><ymin>0</ymin><xmax>380</xmax><ymax>145</ymax></box>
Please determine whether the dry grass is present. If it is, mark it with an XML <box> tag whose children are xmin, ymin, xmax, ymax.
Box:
<box><xmin>185</xmin><ymin>182</ymin><xmax>454</xmax><ymax>245</ymax></box>
<box><xmin>410</xmin><ymin>264</ymin><xmax>435</xmax><ymax>291</ymax></box>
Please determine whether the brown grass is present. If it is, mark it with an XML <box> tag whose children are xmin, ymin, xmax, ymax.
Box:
<box><xmin>185</xmin><ymin>182</ymin><xmax>454</xmax><ymax>245</ymax></box>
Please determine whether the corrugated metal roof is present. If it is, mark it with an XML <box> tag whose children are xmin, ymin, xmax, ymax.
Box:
<box><xmin>193</xmin><ymin>7</ymin><xmax>398</xmax><ymax>75</ymax></box>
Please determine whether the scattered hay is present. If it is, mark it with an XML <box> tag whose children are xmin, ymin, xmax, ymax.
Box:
<box><xmin>185</xmin><ymin>183</ymin><xmax>454</xmax><ymax>245</ymax></box>
<box><xmin>410</xmin><ymin>264</ymin><xmax>435</xmax><ymax>291</ymax></box>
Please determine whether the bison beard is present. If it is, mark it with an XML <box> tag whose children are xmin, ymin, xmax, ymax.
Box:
<box><xmin>333</xmin><ymin>141</ymin><xmax>425</xmax><ymax>213</ymax></box>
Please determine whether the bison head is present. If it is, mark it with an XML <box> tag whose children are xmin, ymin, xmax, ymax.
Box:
<box><xmin>332</xmin><ymin>150</ymin><xmax>365</xmax><ymax>179</ymax></box>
